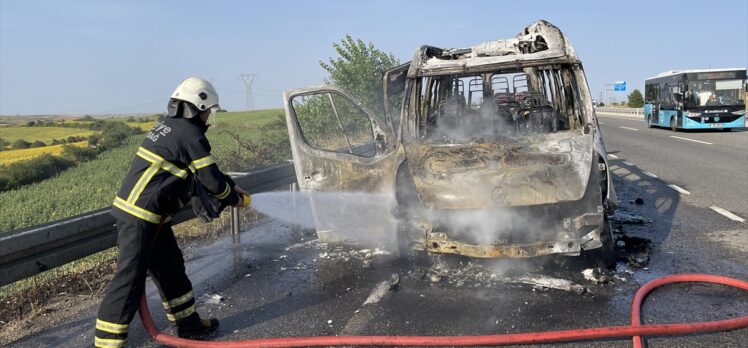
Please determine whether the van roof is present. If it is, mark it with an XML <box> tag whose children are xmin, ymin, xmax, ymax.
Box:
<box><xmin>410</xmin><ymin>20</ymin><xmax>580</xmax><ymax>77</ymax></box>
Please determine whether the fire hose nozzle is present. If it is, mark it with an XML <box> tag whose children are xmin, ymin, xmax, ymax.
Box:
<box><xmin>241</xmin><ymin>194</ymin><xmax>251</xmax><ymax>208</ymax></box>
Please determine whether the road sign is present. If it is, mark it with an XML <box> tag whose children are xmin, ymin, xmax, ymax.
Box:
<box><xmin>614</xmin><ymin>81</ymin><xmax>627</xmax><ymax>91</ymax></box>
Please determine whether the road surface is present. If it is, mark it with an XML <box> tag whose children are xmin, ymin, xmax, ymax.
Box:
<box><xmin>6</xmin><ymin>116</ymin><xmax>748</xmax><ymax>347</ymax></box>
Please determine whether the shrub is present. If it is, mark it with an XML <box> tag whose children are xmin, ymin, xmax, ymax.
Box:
<box><xmin>62</xmin><ymin>144</ymin><xmax>98</xmax><ymax>163</ymax></box>
<box><xmin>87</xmin><ymin>120</ymin><xmax>107</xmax><ymax>131</ymax></box>
<box><xmin>12</xmin><ymin>140</ymin><xmax>31</xmax><ymax>149</ymax></box>
<box><xmin>88</xmin><ymin>134</ymin><xmax>101</xmax><ymax>147</ymax></box>
<box><xmin>30</xmin><ymin>141</ymin><xmax>46</xmax><ymax>148</ymax></box>
<box><xmin>0</xmin><ymin>155</ymin><xmax>75</xmax><ymax>191</ymax></box>
<box><xmin>99</xmin><ymin>122</ymin><xmax>142</xmax><ymax>150</ymax></box>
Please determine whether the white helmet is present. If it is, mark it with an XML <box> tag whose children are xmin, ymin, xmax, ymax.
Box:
<box><xmin>170</xmin><ymin>77</ymin><xmax>219</xmax><ymax>111</ymax></box>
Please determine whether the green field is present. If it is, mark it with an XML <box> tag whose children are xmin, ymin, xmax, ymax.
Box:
<box><xmin>213</xmin><ymin>109</ymin><xmax>285</xmax><ymax>139</ymax></box>
<box><xmin>0</xmin><ymin>127</ymin><xmax>96</xmax><ymax>144</ymax></box>
<box><xmin>0</xmin><ymin>109</ymin><xmax>288</xmax><ymax>233</ymax></box>
<box><xmin>0</xmin><ymin>109</ymin><xmax>290</xmax><ymax>301</ymax></box>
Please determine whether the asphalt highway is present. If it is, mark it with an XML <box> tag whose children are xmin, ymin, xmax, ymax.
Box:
<box><xmin>8</xmin><ymin>117</ymin><xmax>748</xmax><ymax>347</ymax></box>
<box><xmin>597</xmin><ymin>114</ymin><xmax>748</xmax><ymax>220</ymax></box>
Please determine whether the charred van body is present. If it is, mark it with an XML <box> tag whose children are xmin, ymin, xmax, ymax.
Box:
<box><xmin>283</xmin><ymin>21</ymin><xmax>617</xmax><ymax>264</ymax></box>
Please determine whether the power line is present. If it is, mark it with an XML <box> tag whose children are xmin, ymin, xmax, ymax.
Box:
<box><xmin>238</xmin><ymin>74</ymin><xmax>257</xmax><ymax>111</ymax></box>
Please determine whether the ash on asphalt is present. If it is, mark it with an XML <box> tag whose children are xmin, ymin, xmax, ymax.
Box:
<box><xmin>253</xmin><ymin>210</ymin><xmax>655</xmax><ymax>294</ymax></box>
<box><xmin>8</xmin><ymin>170</ymin><xmax>748</xmax><ymax>347</ymax></box>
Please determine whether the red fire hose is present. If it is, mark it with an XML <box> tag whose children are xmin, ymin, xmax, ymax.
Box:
<box><xmin>139</xmin><ymin>273</ymin><xmax>748</xmax><ymax>347</ymax></box>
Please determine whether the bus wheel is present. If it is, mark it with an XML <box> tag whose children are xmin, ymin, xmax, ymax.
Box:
<box><xmin>670</xmin><ymin>117</ymin><xmax>677</xmax><ymax>132</ymax></box>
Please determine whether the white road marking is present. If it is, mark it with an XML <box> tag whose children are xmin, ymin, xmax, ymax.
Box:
<box><xmin>607</xmin><ymin>154</ymin><xmax>618</xmax><ymax>159</ymax></box>
<box><xmin>668</xmin><ymin>184</ymin><xmax>691</xmax><ymax>195</ymax></box>
<box><xmin>643</xmin><ymin>171</ymin><xmax>658</xmax><ymax>178</ymax></box>
<box><xmin>669</xmin><ymin>136</ymin><xmax>713</xmax><ymax>145</ymax></box>
<box><xmin>619</xmin><ymin>126</ymin><xmax>639</xmax><ymax>131</ymax></box>
<box><xmin>709</xmin><ymin>206</ymin><xmax>746</xmax><ymax>223</ymax></box>
<box><xmin>622</xmin><ymin>161</ymin><xmax>634</xmax><ymax>166</ymax></box>
<box><xmin>598</xmin><ymin>122</ymin><xmax>605</xmax><ymax>125</ymax></box>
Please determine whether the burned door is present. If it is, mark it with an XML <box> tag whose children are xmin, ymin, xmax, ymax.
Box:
<box><xmin>283</xmin><ymin>86</ymin><xmax>400</xmax><ymax>244</ymax></box>
<box><xmin>383</xmin><ymin>62</ymin><xmax>411</xmax><ymax>134</ymax></box>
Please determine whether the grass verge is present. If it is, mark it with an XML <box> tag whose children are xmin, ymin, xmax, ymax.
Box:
<box><xmin>0</xmin><ymin>108</ymin><xmax>288</xmax><ymax>324</ymax></box>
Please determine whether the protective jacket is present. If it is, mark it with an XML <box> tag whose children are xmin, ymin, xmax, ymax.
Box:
<box><xmin>111</xmin><ymin>116</ymin><xmax>239</xmax><ymax>223</ymax></box>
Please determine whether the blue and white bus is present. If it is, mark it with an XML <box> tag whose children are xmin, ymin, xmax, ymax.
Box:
<box><xmin>644</xmin><ymin>68</ymin><xmax>746</xmax><ymax>131</ymax></box>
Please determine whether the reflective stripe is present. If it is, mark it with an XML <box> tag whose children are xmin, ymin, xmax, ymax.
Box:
<box><xmin>162</xmin><ymin>290</ymin><xmax>193</xmax><ymax>309</ymax></box>
<box><xmin>113</xmin><ymin>197</ymin><xmax>161</xmax><ymax>224</ymax></box>
<box><xmin>94</xmin><ymin>337</ymin><xmax>126</xmax><ymax>347</ymax></box>
<box><xmin>189</xmin><ymin>155</ymin><xmax>215</xmax><ymax>172</ymax></box>
<box><xmin>136</xmin><ymin>147</ymin><xmax>188</xmax><ymax>179</ymax></box>
<box><xmin>214</xmin><ymin>183</ymin><xmax>231</xmax><ymax>200</ymax></box>
<box><xmin>126</xmin><ymin>163</ymin><xmax>159</xmax><ymax>203</ymax></box>
<box><xmin>95</xmin><ymin>319</ymin><xmax>128</xmax><ymax>334</ymax></box>
<box><xmin>166</xmin><ymin>304</ymin><xmax>195</xmax><ymax>321</ymax></box>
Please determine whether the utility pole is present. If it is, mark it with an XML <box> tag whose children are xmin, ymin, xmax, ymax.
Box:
<box><xmin>238</xmin><ymin>74</ymin><xmax>257</xmax><ymax>111</ymax></box>
<box><xmin>603</xmin><ymin>83</ymin><xmax>614</xmax><ymax>105</ymax></box>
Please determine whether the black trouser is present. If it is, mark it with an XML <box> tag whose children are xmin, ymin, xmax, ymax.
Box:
<box><xmin>94</xmin><ymin>217</ymin><xmax>196</xmax><ymax>347</ymax></box>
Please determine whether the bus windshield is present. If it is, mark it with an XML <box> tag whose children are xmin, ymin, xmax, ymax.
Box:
<box><xmin>686</xmin><ymin>79</ymin><xmax>745</xmax><ymax>107</ymax></box>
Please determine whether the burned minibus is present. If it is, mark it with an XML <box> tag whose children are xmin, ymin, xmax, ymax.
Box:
<box><xmin>283</xmin><ymin>20</ymin><xmax>617</xmax><ymax>265</ymax></box>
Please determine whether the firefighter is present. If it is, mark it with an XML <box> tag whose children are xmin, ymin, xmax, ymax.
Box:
<box><xmin>94</xmin><ymin>77</ymin><xmax>250</xmax><ymax>347</ymax></box>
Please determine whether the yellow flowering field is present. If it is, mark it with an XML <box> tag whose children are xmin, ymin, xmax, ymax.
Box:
<box><xmin>0</xmin><ymin>127</ymin><xmax>96</xmax><ymax>144</ymax></box>
<box><xmin>130</xmin><ymin>121</ymin><xmax>156</xmax><ymax>131</ymax></box>
<box><xmin>0</xmin><ymin>141</ymin><xmax>89</xmax><ymax>165</ymax></box>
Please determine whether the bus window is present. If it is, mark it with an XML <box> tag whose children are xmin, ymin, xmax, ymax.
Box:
<box><xmin>688</xmin><ymin>79</ymin><xmax>745</xmax><ymax>107</ymax></box>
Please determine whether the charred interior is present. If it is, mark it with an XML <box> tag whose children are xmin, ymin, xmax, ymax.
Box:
<box><xmin>412</xmin><ymin>65</ymin><xmax>585</xmax><ymax>144</ymax></box>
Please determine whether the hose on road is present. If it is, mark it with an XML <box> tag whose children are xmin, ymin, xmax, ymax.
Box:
<box><xmin>138</xmin><ymin>273</ymin><xmax>748</xmax><ymax>347</ymax></box>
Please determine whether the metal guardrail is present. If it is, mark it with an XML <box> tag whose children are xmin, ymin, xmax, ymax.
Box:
<box><xmin>0</xmin><ymin>162</ymin><xmax>296</xmax><ymax>287</ymax></box>
<box><xmin>595</xmin><ymin>107</ymin><xmax>644</xmax><ymax>118</ymax></box>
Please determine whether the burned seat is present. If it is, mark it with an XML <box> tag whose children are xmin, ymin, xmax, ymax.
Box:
<box><xmin>516</xmin><ymin>94</ymin><xmax>557</xmax><ymax>133</ymax></box>
<box><xmin>436</xmin><ymin>94</ymin><xmax>467</xmax><ymax>130</ymax></box>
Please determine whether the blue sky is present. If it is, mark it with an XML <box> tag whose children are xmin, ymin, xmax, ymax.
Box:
<box><xmin>1</xmin><ymin>0</ymin><xmax>746</xmax><ymax>115</ymax></box>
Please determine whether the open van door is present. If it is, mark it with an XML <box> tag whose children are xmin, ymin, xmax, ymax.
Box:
<box><xmin>283</xmin><ymin>86</ymin><xmax>401</xmax><ymax>244</ymax></box>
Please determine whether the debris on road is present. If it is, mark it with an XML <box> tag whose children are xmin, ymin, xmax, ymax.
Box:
<box><xmin>388</xmin><ymin>273</ymin><xmax>400</xmax><ymax>290</ymax></box>
<box><xmin>616</xmin><ymin>236</ymin><xmax>651</xmax><ymax>268</ymax></box>
<box><xmin>284</xmin><ymin>239</ymin><xmax>319</xmax><ymax>251</ymax></box>
<box><xmin>363</xmin><ymin>281</ymin><xmax>391</xmax><ymax>305</ymax></box>
<box><xmin>200</xmin><ymin>294</ymin><xmax>224</xmax><ymax>306</ymax></box>
<box><xmin>279</xmin><ymin>263</ymin><xmax>307</xmax><ymax>271</ymax></box>
<box><xmin>513</xmin><ymin>275</ymin><xmax>586</xmax><ymax>294</ymax></box>
<box><xmin>581</xmin><ymin>268</ymin><xmax>612</xmax><ymax>284</ymax></box>
<box><xmin>317</xmin><ymin>246</ymin><xmax>392</xmax><ymax>262</ymax></box>
<box><xmin>611</xmin><ymin>212</ymin><xmax>653</xmax><ymax>225</ymax></box>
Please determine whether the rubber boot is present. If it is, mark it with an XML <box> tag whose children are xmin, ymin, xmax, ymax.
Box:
<box><xmin>176</xmin><ymin>313</ymin><xmax>220</xmax><ymax>339</ymax></box>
